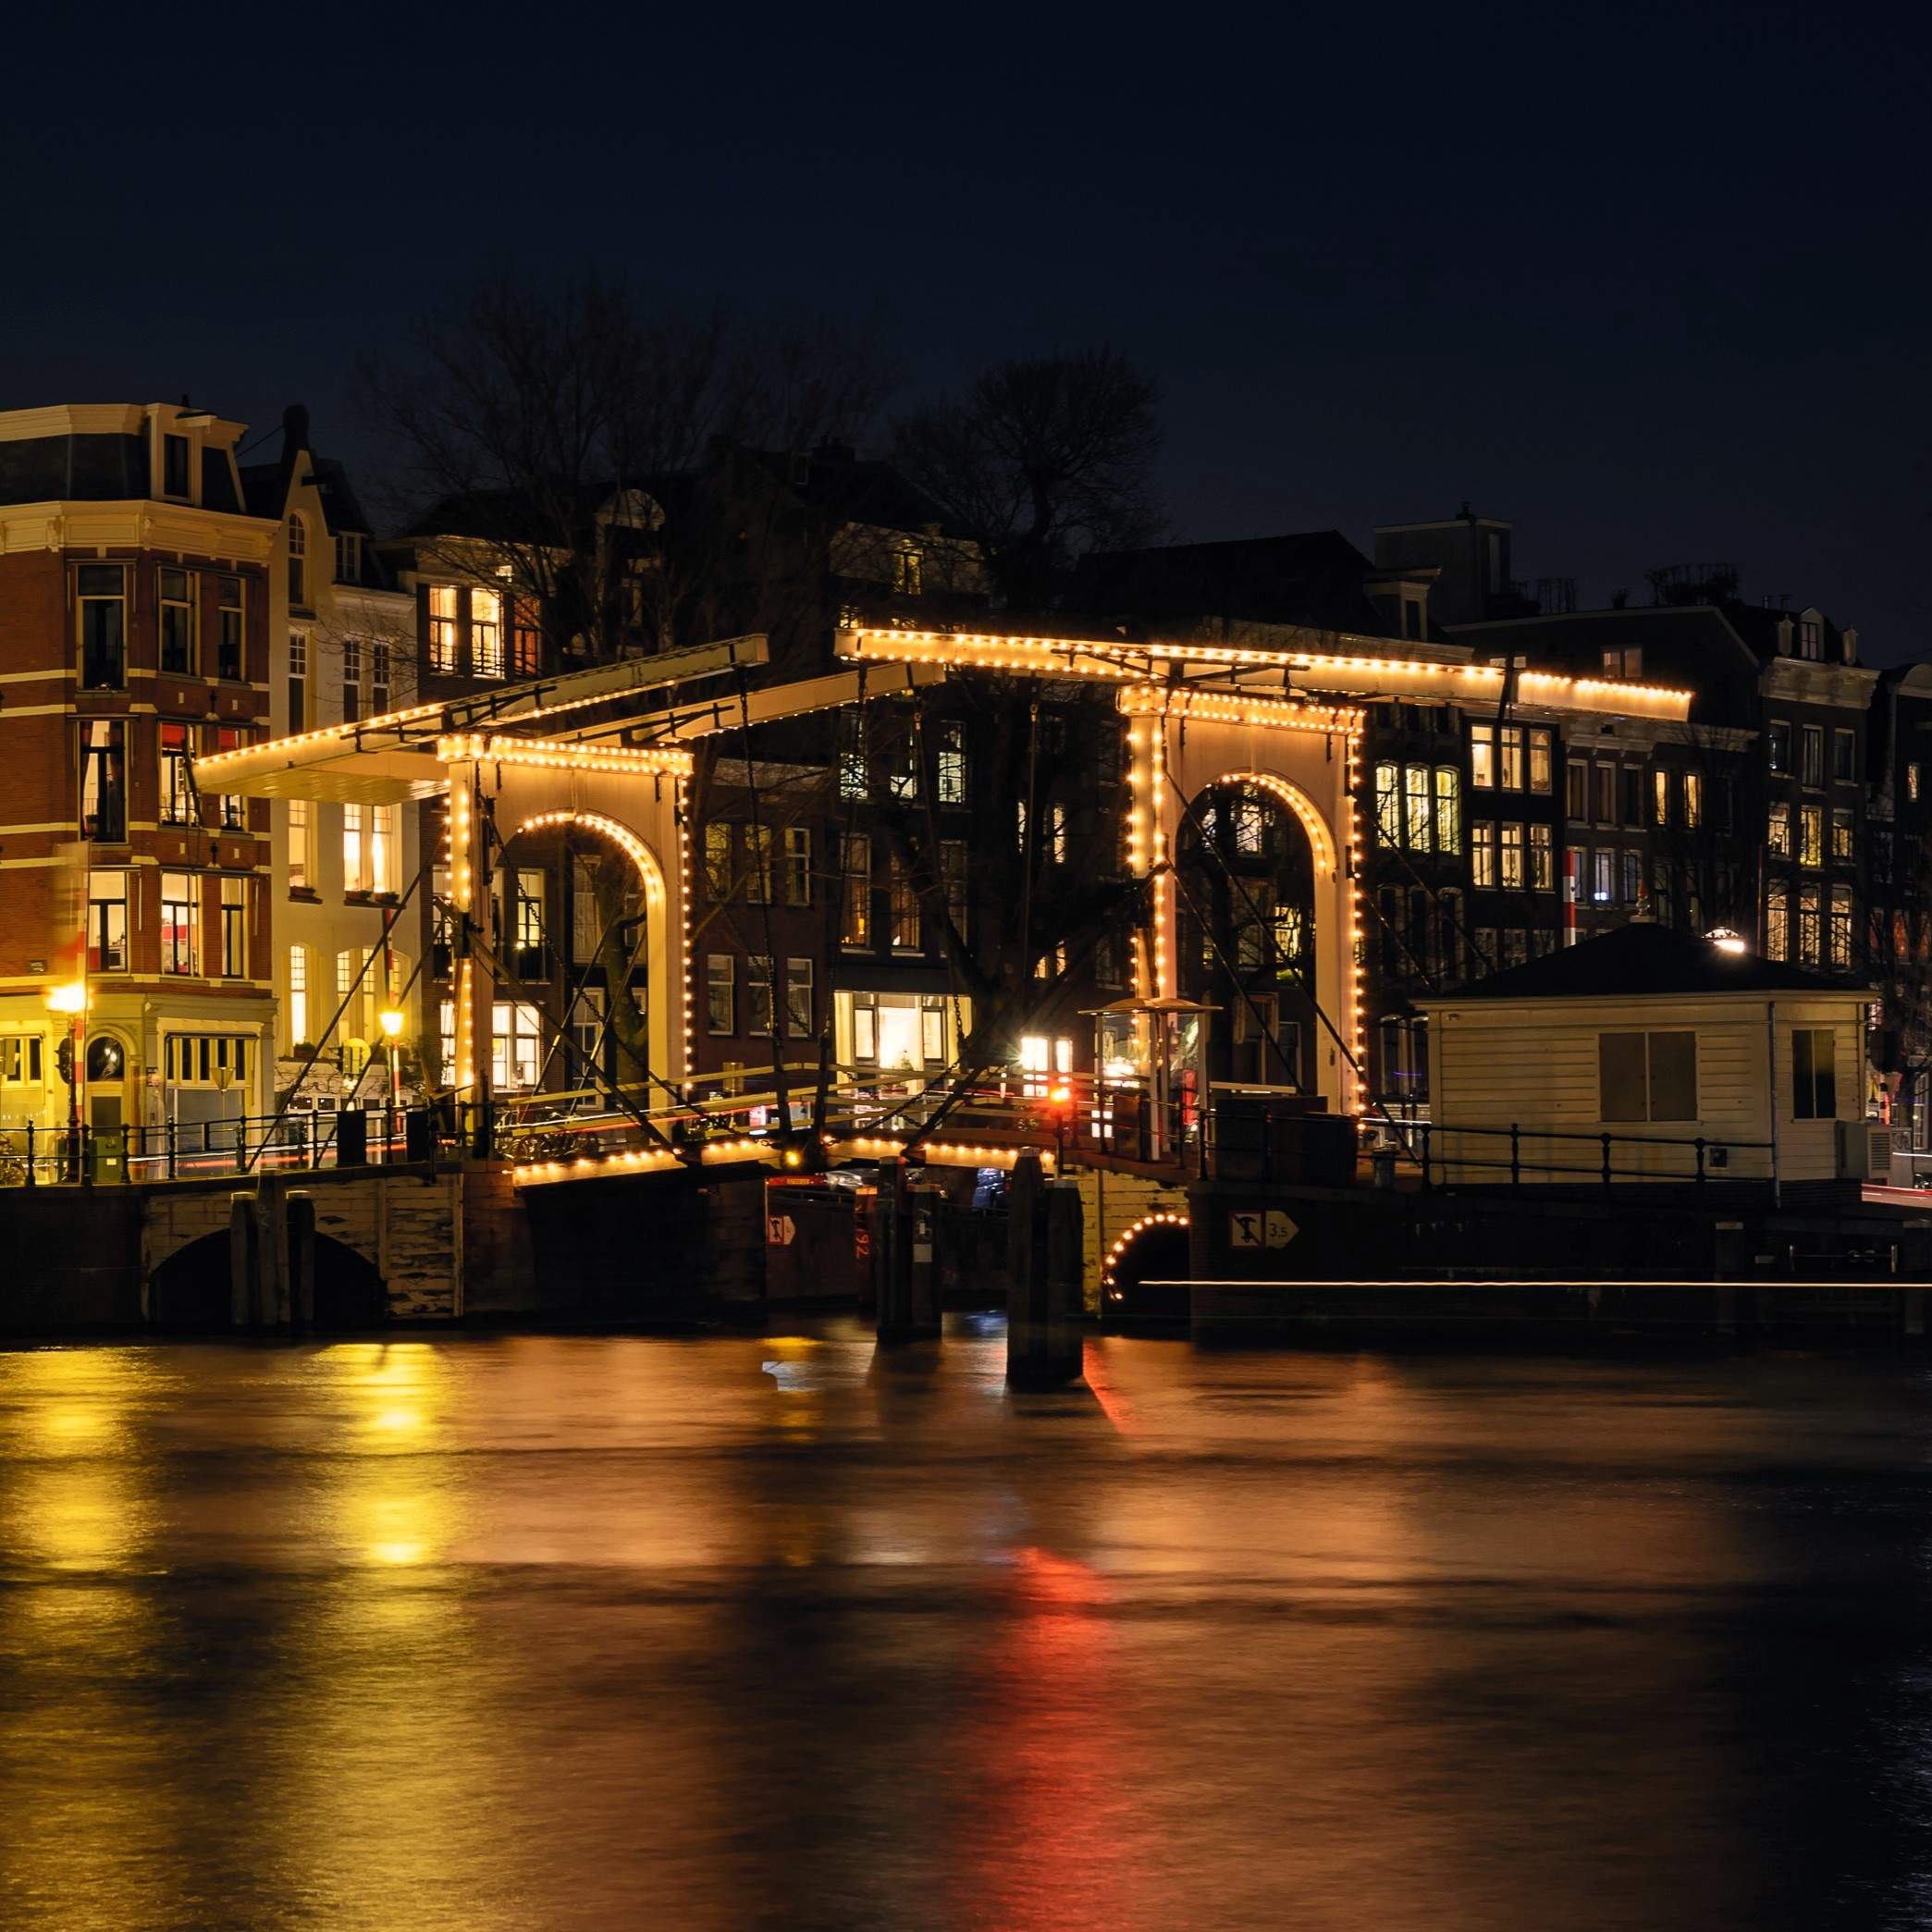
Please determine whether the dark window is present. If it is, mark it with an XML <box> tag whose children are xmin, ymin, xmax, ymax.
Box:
<box><xmin>1593</xmin><ymin>764</ymin><xmax>1615</xmax><ymax>823</ymax></box>
<box><xmin>77</xmin><ymin>564</ymin><xmax>126</xmax><ymax>688</ymax></box>
<box><xmin>1566</xmin><ymin>761</ymin><xmax>1587</xmax><ymax>822</ymax></box>
<box><xmin>1620</xmin><ymin>766</ymin><xmax>1643</xmax><ymax>827</ymax></box>
<box><xmin>1800</xmin><ymin>726</ymin><xmax>1825</xmax><ymax>788</ymax></box>
<box><xmin>1832</xmin><ymin>730</ymin><xmax>1856</xmax><ymax>782</ymax></box>
<box><xmin>1600</xmin><ymin>1030</ymin><xmax>1697</xmax><ymax>1122</ymax></box>
<box><xmin>158</xmin><ymin>567</ymin><xmax>194</xmax><ymax>673</ymax></box>
<box><xmin>163</xmin><ymin>434</ymin><xmax>191</xmax><ymax>498</ymax></box>
<box><xmin>1767</xmin><ymin>722</ymin><xmax>1790</xmax><ymax>774</ymax></box>
<box><xmin>217</xmin><ymin>577</ymin><xmax>243</xmax><ymax>681</ymax></box>
<box><xmin>1792</xmin><ymin>1028</ymin><xmax>1837</xmax><ymax>1120</ymax></box>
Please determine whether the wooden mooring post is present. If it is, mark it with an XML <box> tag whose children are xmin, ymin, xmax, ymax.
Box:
<box><xmin>1007</xmin><ymin>1151</ymin><xmax>1085</xmax><ymax>1388</ymax></box>
<box><xmin>875</xmin><ymin>1157</ymin><xmax>942</xmax><ymax>1341</ymax></box>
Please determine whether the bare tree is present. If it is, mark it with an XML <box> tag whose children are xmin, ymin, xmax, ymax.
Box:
<box><xmin>891</xmin><ymin>349</ymin><xmax>1164</xmax><ymax>610</ymax></box>
<box><xmin>362</xmin><ymin>276</ymin><xmax>893</xmax><ymax>664</ymax></box>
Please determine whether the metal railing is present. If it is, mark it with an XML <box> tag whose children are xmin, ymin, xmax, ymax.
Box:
<box><xmin>0</xmin><ymin>1109</ymin><xmax>438</xmax><ymax>1187</ymax></box>
<box><xmin>1414</xmin><ymin>1120</ymin><xmax>1777</xmax><ymax>1190</ymax></box>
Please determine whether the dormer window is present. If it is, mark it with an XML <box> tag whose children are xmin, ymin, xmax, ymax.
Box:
<box><xmin>288</xmin><ymin>514</ymin><xmax>308</xmax><ymax>608</ymax></box>
<box><xmin>336</xmin><ymin>533</ymin><xmax>362</xmax><ymax>585</ymax></box>
<box><xmin>892</xmin><ymin>547</ymin><xmax>923</xmax><ymax>597</ymax></box>
<box><xmin>162</xmin><ymin>434</ymin><xmax>192</xmax><ymax>499</ymax></box>
<box><xmin>1798</xmin><ymin>618</ymin><xmax>1823</xmax><ymax>660</ymax></box>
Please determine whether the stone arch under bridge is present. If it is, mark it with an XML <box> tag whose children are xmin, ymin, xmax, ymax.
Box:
<box><xmin>1124</xmin><ymin>685</ymin><xmax>1366</xmax><ymax>1115</ymax></box>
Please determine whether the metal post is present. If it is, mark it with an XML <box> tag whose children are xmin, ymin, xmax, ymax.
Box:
<box><xmin>23</xmin><ymin>1119</ymin><xmax>33</xmax><ymax>1188</ymax></box>
<box><xmin>1601</xmin><ymin>1132</ymin><xmax>1613</xmax><ymax>1189</ymax></box>
<box><xmin>167</xmin><ymin>1118</ymin><xmax>178</xmax><ymax>1181</ymax></box>
<box><xmin>1695</xmin><ymin>1137</ymin><xmax>1706</xmax><ymax>1184</ymax></box>
<box><xmin>1509</xmin><ymin>1123</ymin><xmax>1520</xmax><ymax>1188</ymax></box>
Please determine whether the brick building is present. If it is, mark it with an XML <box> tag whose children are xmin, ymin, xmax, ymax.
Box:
<box><xmin>0</xmin><ymin>401</ymin><xmax>274</xmax><ymax>1140</ymax></box>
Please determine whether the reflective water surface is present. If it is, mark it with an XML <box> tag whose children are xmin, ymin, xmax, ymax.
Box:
<box><xmin>3</xmin><ymin>1323</ymin><xmax>1931</xmax><ymax>1930</ymax></box>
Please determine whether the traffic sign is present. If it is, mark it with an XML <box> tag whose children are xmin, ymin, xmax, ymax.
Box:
<box><xmin>1228</xmin><ymin>1208</ymin><xmax>1298</xmax><ymax>1249</ymax></box>
<box><xmin>766</xmin><ymin>1212</ymin><xmax>796</xmax><ymax>1247</ymax></box>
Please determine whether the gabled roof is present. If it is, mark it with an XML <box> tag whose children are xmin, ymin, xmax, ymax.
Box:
<box><xmin>1066</xmin><ymin>530</ymin><xmax>1399</xmax><ymax>637</ymax></box>
<box><xmin>1426</xmin><ymin>921</ymin><xmax>1837</xmax><ymax>1003</ymax></box>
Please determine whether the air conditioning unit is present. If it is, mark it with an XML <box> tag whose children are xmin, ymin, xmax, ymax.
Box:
<box><xmin>1835</xmin><ymin>1120</ymin><xmax>1893</xmax><ymax>1182</ymax></box>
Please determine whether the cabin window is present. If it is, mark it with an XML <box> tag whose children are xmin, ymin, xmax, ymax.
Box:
<box><xmin>1598</xmin><ymin>1030</ymin><xmax>1697</xmax><ymax>1123</ymax></box>
<box><xmin>1791</xmin><ymin>1028</ymin><xmax>1837</xmax><ymax>1120</ymax></box>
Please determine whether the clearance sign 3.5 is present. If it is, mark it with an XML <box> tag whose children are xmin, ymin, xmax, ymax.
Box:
<box><xmin>1228</xmin><ymin>1209</ymin><xmax>1298</xmax><ymax>1250</ymax></box>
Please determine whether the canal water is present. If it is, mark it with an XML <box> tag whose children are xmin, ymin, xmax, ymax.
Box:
<box><xmin>2</xmin><ymin>1323</ymin><xmax>1930</xmax><ymax>1931</ymax></box>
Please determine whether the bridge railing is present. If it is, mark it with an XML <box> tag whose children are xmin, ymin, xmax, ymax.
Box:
<box><xmin>0</xmin><ymin>1110</ymin><xmax>440</xmax><ymax>1187</ymax></box>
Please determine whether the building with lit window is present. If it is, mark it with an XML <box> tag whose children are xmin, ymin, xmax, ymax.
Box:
<box><xmin>240</xmin><ymin>408</ymin><xmax>421</xmax><ymax>1100</ymax></box>
<box><xmin>0</xmin><ymin>401</ymin><xmax>274</xmax><ymax>1138</ymax></box>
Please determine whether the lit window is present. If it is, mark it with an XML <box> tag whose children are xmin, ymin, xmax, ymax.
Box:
<box><xmin>159</xmin><ymin>724</ymin><xmax>197</xmax><ymax>825</ymax></box>
<box><xmin>1498</xmin><ymin>725</ymin><xmax>1525</xmax><ymax>790</ymax></box>
<box><xmin>839</xmin><ymin>711</ymin><xmax>868</xmax><ymax>799</ymax></box>
<box><xmin>429</xmin><ymin>585</ymin><xmax>459</xmax><ymax>672</ymax></box>
<box><xmin>841</xmin><ymin>836</ymin><xmax>870</xmax><ymax>946</ymax></box>
<box><xmin>472</xmin><ymin>587</ymin><xmax>504</xmax><ymax>677</ymax></box>
<box><xmin>784</xmin><ymin>828</ymin><xmax>812</xmax><ymax>906</ymax></box>
<box><xmin>512</xmin><ymin>597</ymin><xmax>542</xmax><ymax>677</ymax></box>
<box><xmin>1765</xmin><ymin>881</ymin><xmax>1789</xmax><ymax>960</ymax></box>
<box><xmin>1828</xmin><ymin>885</ymin><xmax>1853</xmax><ymax>969</ymax></box>
<box><xmin>160</xmin><ymin>872</ymin><xmax>199</xmax><ymax>976</ymax></box>
<box><xmin>937</xmin><ymin>721</ymin><xmax>966</xmax><ymax>805</ymax></box>
<box><xmin>1499</xmin><ymin>823</ymin><xmax>1524</xmax><ymax>889</ymax></box>
<box><xmin>1797</xmin><ymin>884</ymin><xmax>1821</xmax><ymax>966</ymax></box>
<box><xmin>890</xmin><ymin>855</ymin><xmax>920</xmax><ymax>950</ymax></box>
<box><xmin>343</xmin><ymin>804</ymin><xmax>364</xmax><ymax>893</ymax></box>
<box><xmin>87</xmin><ymin>870</ymin><xmax>127</xmax><ymax>972</ymax></box>
<box><xmin>287</xmin><ymin>799</ymin><xmax>310</xmax><ymax>890</ymax></box>
<box><xmin>892</xmin><ymin>547</ymin><xmax>922</xmax><ymax>596</ymax></box>
<box><xmin>80</xmin><ymin>721</ymin><xmax>125</xmax><ymax>840</ymax></box>
<box><xmin>1799</xmin><ymin>806</ymin><xmax>1824</xmax><ymax>868</ymax></box>
<box><xmin>1434</xmin><ymin>769</ymin><xmax>1461</xmax><ymax>853</ymax></box>
<box><xmin>1682</xmin><ymin>770</ymin><xmax>1703</xmax><ymax>828</ymax></box>
<box><xmin>1527</xmin><ymin>729</ymin><xmax>1552</xmax><ymax>793</ymax></box>
<box><xmin>1530</xmin><ymin>823</ymin><xmax>1553</xmax><ymax>891</ymax></box>
<box><xmin>1404</xmin><ymin>768</ymin><xmax>1431</xmax><ymax>851</ymax></box>
<box><xmin>289</xmin><ymin>944</ymin><xmax>309</xmax><ymax>1050</ymax></box>
<box><xmin>1471</xmin><ymin>821</ymin><xmax>1497</xmax><ymax>888</ymax></box>
<box><xmin>1471</xmin><ymin>723</ymin><xmax>1495</xmax><ymax>789</ymax></box>
<box><xmin>1374</xmin><ymin>762</ymin><xmax>1401</xmax><ymax>844</ymax></box>
<box><xmin>705</xmin><ymin>822</ymin><xmax>732</xmax><ymax>899</ymax></box>
<box><xmin>1767</xmin><ymin>802</ymin><xmax>1790</xmax><ymax>858</ymax></box>
<box><xmin>1653</xmin><ymin>769</ymin><xmax>1670</xmax><ymax>827</ymax></box>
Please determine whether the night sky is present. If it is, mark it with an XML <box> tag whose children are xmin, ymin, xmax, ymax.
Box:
<box><xmin>11</xmin><ymin>7</ymin><xmax>1926</xmax><ymax>654</ymax></box>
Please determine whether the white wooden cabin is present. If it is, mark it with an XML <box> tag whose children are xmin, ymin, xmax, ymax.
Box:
<box><xmin>1413</xmin><ymin>925</ymin><xmax>1877</xmax><ymax>1188</ymax></box>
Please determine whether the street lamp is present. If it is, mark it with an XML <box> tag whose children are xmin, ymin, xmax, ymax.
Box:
<box><xmin>378</xmin><ymin>1009</ymin><xmax>404</xmax><ymax>1162</ymax></box>
<box><xmin>45</xmin><ymin>980</ymin><xmax>86</xmax><ymax>1181</ymax></box>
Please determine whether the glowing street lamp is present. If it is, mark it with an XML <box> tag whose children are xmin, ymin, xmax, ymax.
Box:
<box><xmin>44</xmin><ymin>980</ymin><xmax>87</xmax><ymax>1181</ymax></box>
<box><xmin>378</xmin><ymin>1010</ymin><xmax>405</xmax><ymax>1161</ymax></box>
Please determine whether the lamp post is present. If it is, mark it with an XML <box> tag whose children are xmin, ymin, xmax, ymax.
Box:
<box><xmin>378</xmin><ymin>1008</ymin><xmax>404</xmax><ymax>1163</ymax></box>
<box><xmin>45</xmin><ymin>979</ymin><xmax>86</xmax><ymax>1183</ymax></box>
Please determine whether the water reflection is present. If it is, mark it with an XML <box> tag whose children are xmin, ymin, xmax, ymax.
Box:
<box><xmin>0</xmin><ymin>1330</ymin><xmax>1927</xmax><ymax>1928</ymax></box>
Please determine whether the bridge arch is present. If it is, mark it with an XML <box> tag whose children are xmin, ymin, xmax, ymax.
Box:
<box><xmin>1125</xmin><ymin>687</ymin><xmax>1365</xmax><ymax>1113</ymax></box>
<box><xmin>492</xmin><ymin>806</ymin><xmax>677</xmax><ymax>1100</ymax></box>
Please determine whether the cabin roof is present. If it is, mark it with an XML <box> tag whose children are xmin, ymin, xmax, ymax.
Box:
<box><xmin>1425</xmin><ymin>922</ymin><xmax>1838</xmax><ymax>1003</ymax></box>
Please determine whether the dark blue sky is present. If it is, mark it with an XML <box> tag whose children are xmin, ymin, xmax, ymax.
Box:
<box><xmin>12</xmin><ymin>6</ymin><xmax>1926</xmax><ymax>654</ymax></box>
